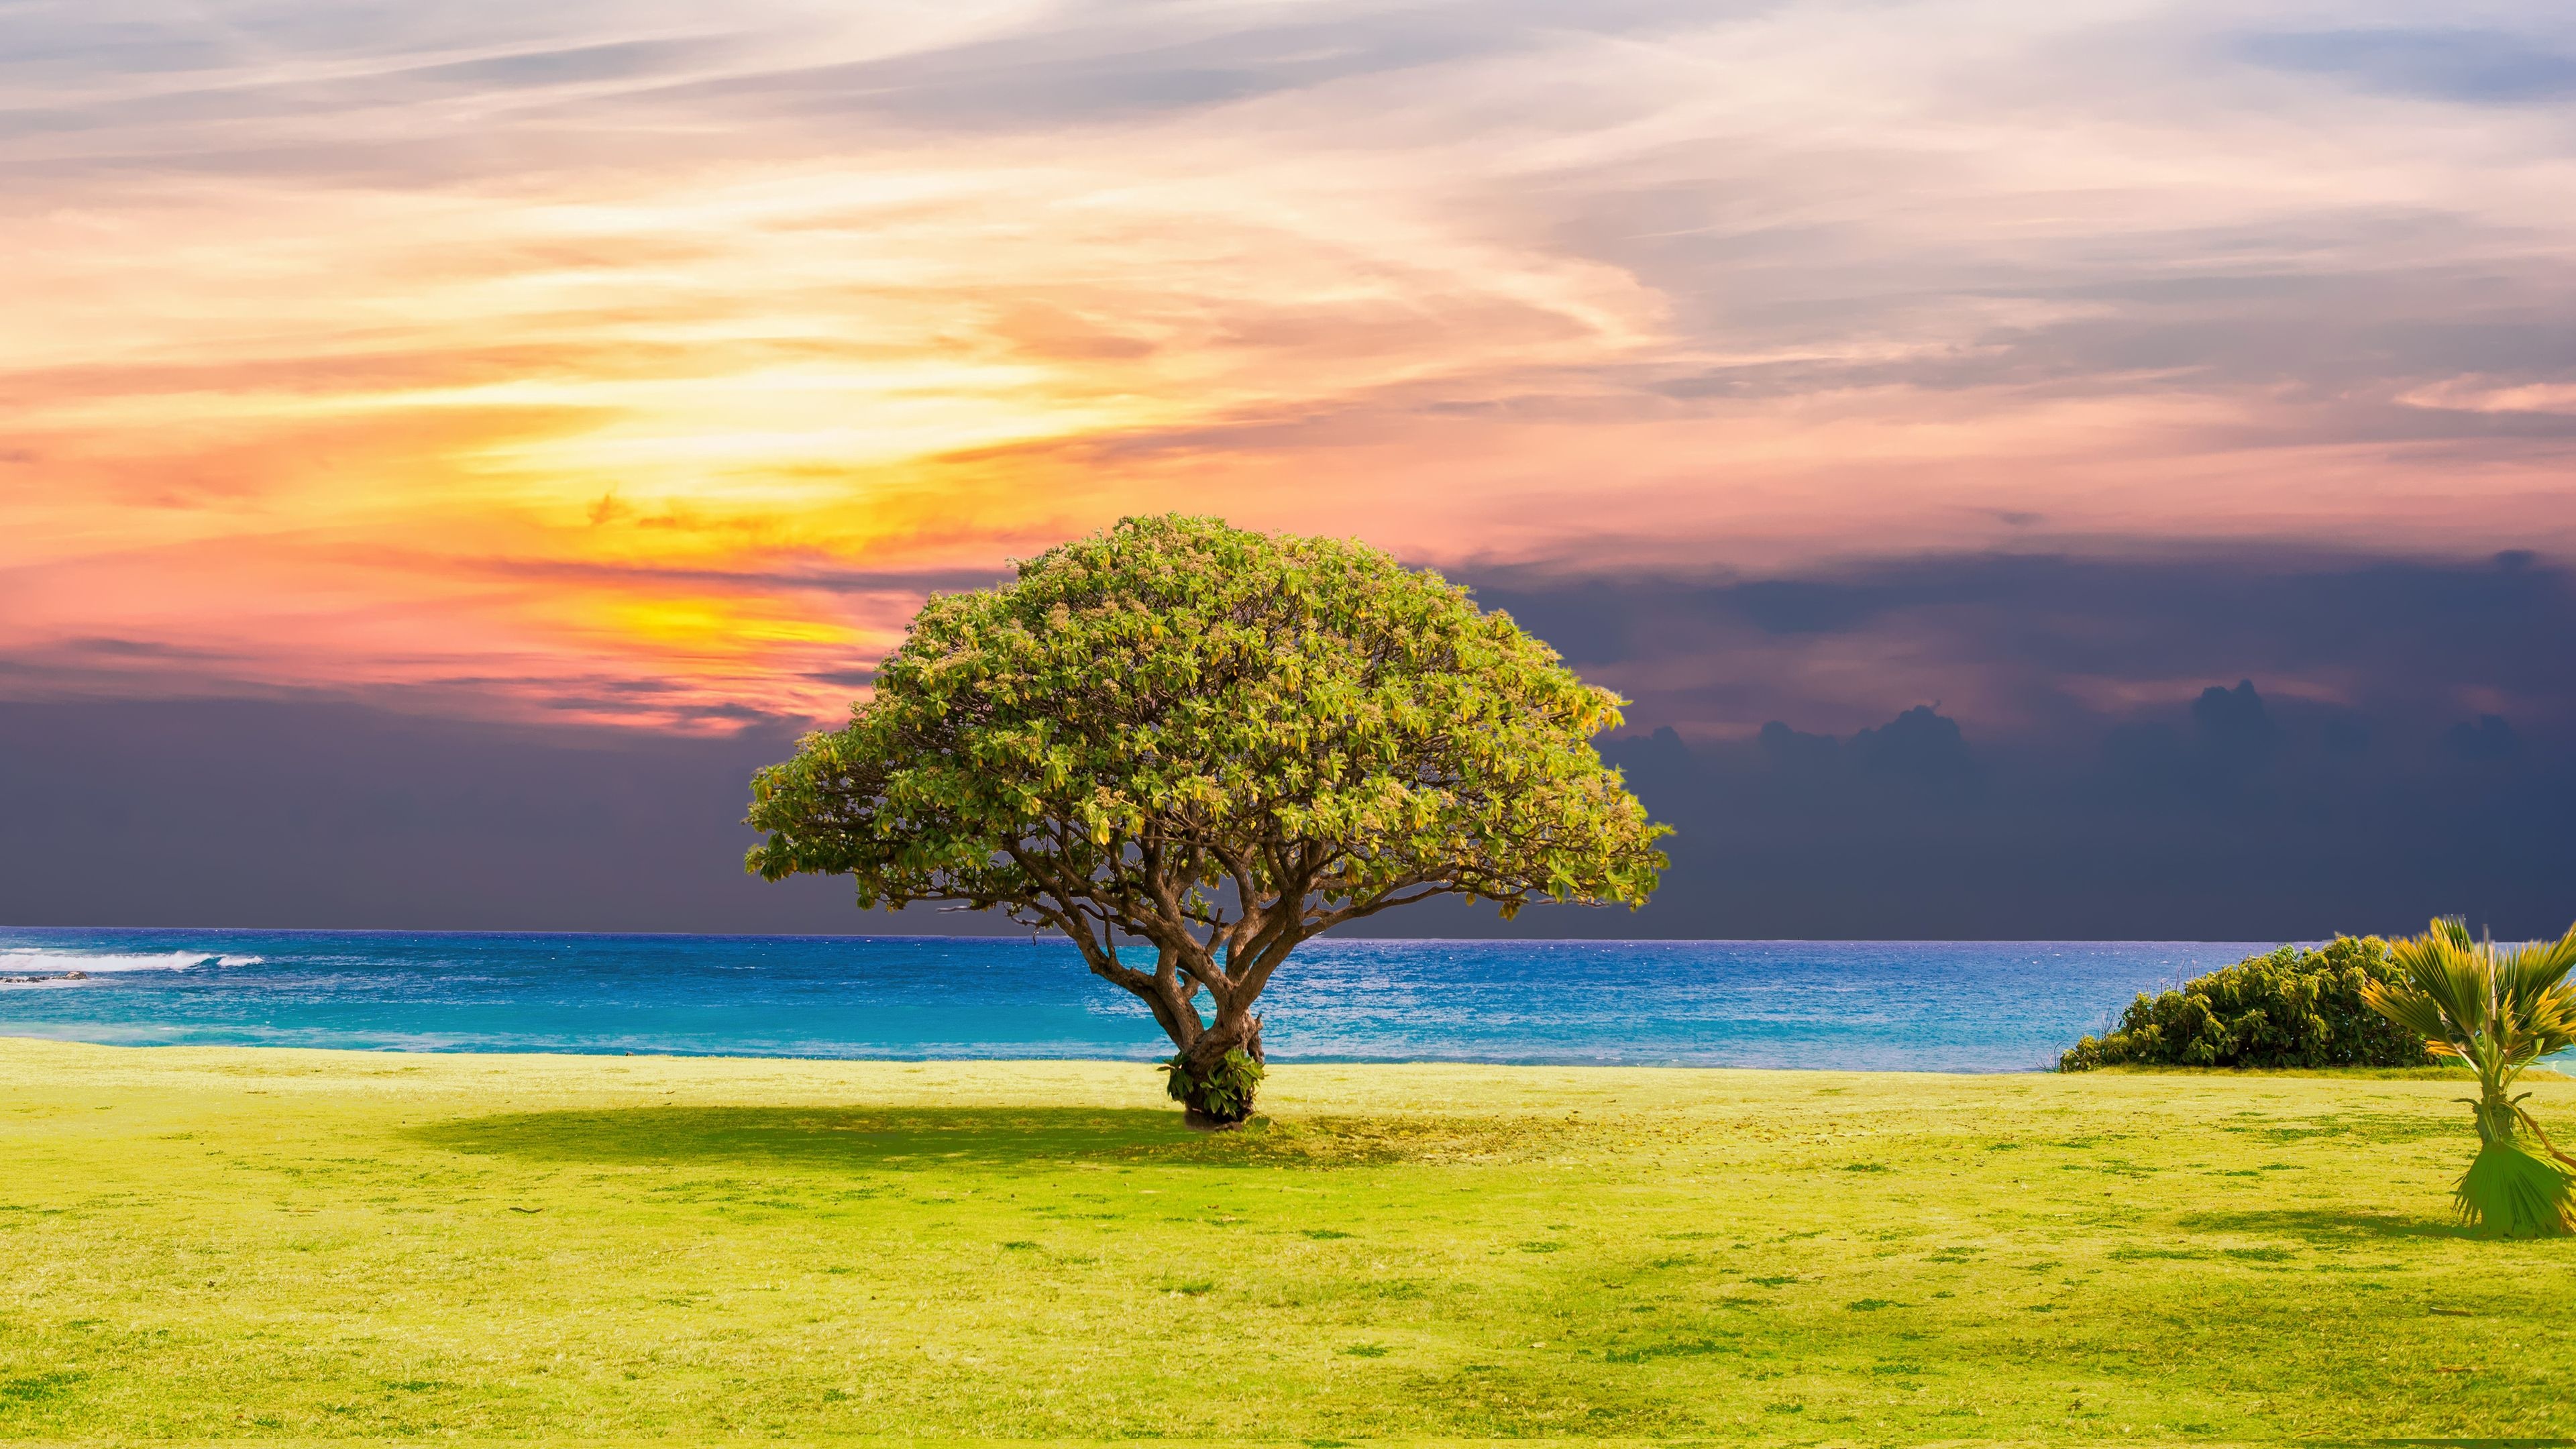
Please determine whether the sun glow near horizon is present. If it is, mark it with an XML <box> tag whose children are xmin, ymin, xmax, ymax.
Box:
<box><xmin>7</xmin><ymin>0</ymin><xmax>2575</xmax><ymax>731</ymax></box>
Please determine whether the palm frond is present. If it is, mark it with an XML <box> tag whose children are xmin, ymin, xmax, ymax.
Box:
<box><xmin>2502</xmin><ymin>926</ymin><xmax>2576</xmax><ymax>1038</ymax></box>
<box><xmin>2432</xmin><ymin>916</ymin><xmax>2477</xmax><ymax>953</ymax></box>
<box><xmin>2364</xmin><ymin>918</ymin><xmax>2576</xmax><ymax>1238</ymax></box>
<box><xmin>2356</xmin><ymin>977</ymin><xmax>2449</xmax><ymax>1046</ymax></box>
<box><xmin>2456</xmin><ymin>1138</ymin><xmax>2576</xmax><ymax>1238</ymax></box>
<box><xmin>2386</xmin><ymin>920</ymin><xmax>2491</xmax><ymax>1043</ymax></box>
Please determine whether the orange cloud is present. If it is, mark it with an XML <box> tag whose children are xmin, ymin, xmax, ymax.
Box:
<box><xmin>5</xmin><ymin>1</ymin><xmax>2573</xmax><ymax>730</ymax></box>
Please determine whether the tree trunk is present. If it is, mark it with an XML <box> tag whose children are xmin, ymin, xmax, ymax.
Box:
<box><xmin>1169</xmin><ymin>1013</ymin><xmax>1265</xmax><ymax>1129</ymax></box>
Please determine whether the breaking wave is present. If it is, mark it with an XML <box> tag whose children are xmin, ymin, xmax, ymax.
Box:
<box><xmin>0</xmin><ymin>949</ymin><xmax>263</xmax><ymax>975</ymax></box>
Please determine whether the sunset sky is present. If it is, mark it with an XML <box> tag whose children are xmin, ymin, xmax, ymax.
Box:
<box><xmin>11</xmin><ymin>0</ymin><xmax>2574</xmax><ymax>741</ymax></box>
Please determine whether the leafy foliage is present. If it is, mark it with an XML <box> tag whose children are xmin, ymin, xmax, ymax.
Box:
<box><xmin>747</xmin><ymin>515</ymin><xmax>1667</xmax><ymax>1117</ymax></box>
<box><xmin>2059</xmin><ymin>937</ymin><xmax>2433</xmax><ymax>1071</ymax></box>
<box><xmin>1164</xmin><ymin>1048</ymin><xmax>1264</xmax><ymax>1120</ymax></box>
<box><xmin>2359</xmin><ymin>918</ymin><xmax>2576</xmax><ymax>1236</ymax></box>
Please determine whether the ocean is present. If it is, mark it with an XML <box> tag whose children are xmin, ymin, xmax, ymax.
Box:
<box><xmin>0</xmin><ymin>929</ymin><xmax>2274</xmax><ymax>1071</ymax></box>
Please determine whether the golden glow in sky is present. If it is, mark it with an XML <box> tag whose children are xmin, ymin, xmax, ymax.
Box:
<box><xmin>6</xmin><ymin>0</ymin><xmax>2574</xmax><ymax>729</ymax></box>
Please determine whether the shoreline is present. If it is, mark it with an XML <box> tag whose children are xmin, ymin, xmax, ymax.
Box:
<box><xmin>0</xmin><ymin>934</ymin><xmax>2274</xmax><ymax>1075</ymax></box>
<box><xmin>0</xmin><ymin>1033</ymin><xmax>2547</xmax><ymax>1082</ymax></box>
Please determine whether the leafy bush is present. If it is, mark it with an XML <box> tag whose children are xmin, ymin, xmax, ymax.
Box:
<box><xmin>1164</xmin><ymin>1047</ymin><xmax>1266</xmax><ymax>1123</ymax></box>
<box><xmin>2059</xmin><ymin>936</ymin><xmax>2434</xmax><ymax>1071</ymax></box>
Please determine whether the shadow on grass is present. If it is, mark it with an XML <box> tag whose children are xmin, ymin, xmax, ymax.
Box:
<box><xmin>409</xmin><ymin>1106</ymin><xmax>1562</xmax><ymax>1171</ymax></box>
<box><xmin>2178</xmin><ymin>1208</ymin><xmax>2479</xmax><ymax>1243</ymax></box>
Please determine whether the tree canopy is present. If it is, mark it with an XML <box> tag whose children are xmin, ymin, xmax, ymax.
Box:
<box><xmin>746</xmin><ymin>515</ymin><xmax>1667</xmax><ymax>1117</ymax></box>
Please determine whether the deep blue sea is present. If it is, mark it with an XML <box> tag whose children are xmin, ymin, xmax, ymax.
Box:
<box><xmin>0</xmin><ymin>929</ymin><xmax>2275</xmax><ymax>1071</ymax></box>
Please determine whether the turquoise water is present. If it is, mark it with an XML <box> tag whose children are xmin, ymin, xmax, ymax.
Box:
<box><xmin>0</xmin><ymin>929</ymin><xmax>2272</xmax><ymax>1071</ymax></box>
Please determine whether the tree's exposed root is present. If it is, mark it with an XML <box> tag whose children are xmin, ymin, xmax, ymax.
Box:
<box><xmin>2455</xmin><ymin>1138</ymin><xmax>2576</xmax><ymax>1238</ymax></box>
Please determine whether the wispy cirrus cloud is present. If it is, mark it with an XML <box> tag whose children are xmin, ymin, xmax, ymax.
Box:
<box><xmin>2239</xmin><ymin>27</ymin><xmax>2576</xmax><ymax>105</ymax></box>
<box><xmin>3</xmin><ymin>0</ymin><xmax>2573</xmax><ymax>728</ymax></box>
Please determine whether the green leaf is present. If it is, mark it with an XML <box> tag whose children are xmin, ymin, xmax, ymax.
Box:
<box><xmin>744</xmin><ymin>515</ymin><xmax>1670</xmax><ymax>1053</ymax></box>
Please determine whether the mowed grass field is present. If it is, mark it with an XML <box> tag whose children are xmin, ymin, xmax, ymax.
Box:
<box><xmin>2</xmin><ymin>1039</ymin><xmax>2572</xmax><ymax>1446</ymax></box>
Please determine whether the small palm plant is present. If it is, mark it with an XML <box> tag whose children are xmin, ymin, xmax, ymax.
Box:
<box><xmin>2359</xmin><ymin>918</ymin><xmax>2576</xmax><ymax>1236</ymax></box>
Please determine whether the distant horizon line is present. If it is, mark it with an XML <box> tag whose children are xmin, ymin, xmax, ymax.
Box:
<box><xmin>3</xmin><ymin>924</ymin><xmax>2304</xmax><ymax>947</ymax></box>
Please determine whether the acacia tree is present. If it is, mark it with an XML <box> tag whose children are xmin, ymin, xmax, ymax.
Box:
<box><xmin>746</xmin><ymin>515</ymin><xmax>1667</xmax><ymax>1124</ymax></box>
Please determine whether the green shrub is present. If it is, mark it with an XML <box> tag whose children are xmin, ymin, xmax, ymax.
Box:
<box><xmin>1163</xmin><ymin>1047</ymin><xmax>1266</xmax><ymax>1122</ymax></box>
<box><xmin>2059</xmin><ymin>936</ymin><xmax>2434</xmax><ymax>1071</ymax></box>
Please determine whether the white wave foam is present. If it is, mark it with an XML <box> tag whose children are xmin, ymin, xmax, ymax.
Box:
<box><xmin>0</xmin><ymin>949</ymin><xmax>264</xmax><ymax>975</ymax></box>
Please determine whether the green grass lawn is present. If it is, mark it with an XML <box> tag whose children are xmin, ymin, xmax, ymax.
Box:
<box><xmin>2</xmin><ymin>1038</ymin><xmax>2571</xmax><ymax>1446</ymax></box>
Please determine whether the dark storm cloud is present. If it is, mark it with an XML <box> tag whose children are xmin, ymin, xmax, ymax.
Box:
<box><xmin>7</xmin><ymin>546</ymin><xmax>2569</xmax><ymax>940</ymax></box>
<box><xmin>1458</xmin><ymin>548</ymin><xmax>2576</xmax><ymax>740</ymax></box>
<box><xmin>0</xmin><ymin>698</ymin><xmax>890</xmax><ymax>933</ymax></box>
<box><xmin>1529</xmin><ymin>687</ymin><xmax>2576</xmax><ymax>943</ymax></box>
<box><xmin>1358</xmin><ymin>549</ymin><xmax>2576</xmax><ymax>940</ymax></box>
